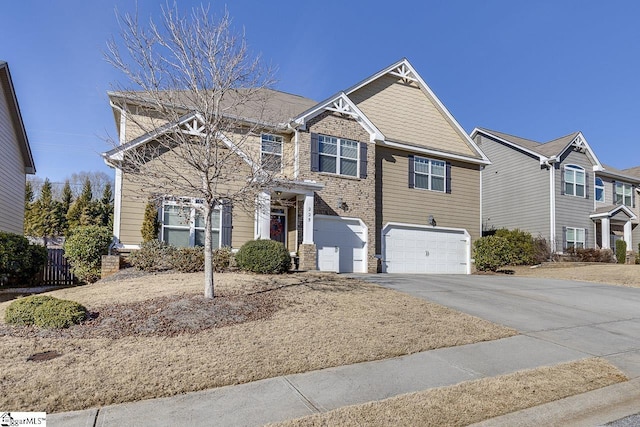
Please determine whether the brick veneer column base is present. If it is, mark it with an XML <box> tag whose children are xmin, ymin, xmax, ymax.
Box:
<box><xmin>298</xmin><ymin>244</ymin><xmax>317</xmax><ymax>271</ymax></box>
<box><xmin>101</xmin><ymin>255</ymin><xmax>121</xmax><ymax>279</ymax></box>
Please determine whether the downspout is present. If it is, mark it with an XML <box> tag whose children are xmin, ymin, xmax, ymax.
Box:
<box><xmin>545</xmin><ymin>156</ymin><xmax>557</xmax><ymax>253</ymax></box>
<box><xmin>288</xmin><ymin>122</ymin><xmax>300</xmax><ymax>179</ymax></box>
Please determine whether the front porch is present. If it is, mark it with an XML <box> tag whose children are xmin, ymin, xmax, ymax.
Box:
<box><xmin>591</xmin><ymin>205</ymin><xmax>637</xmax><ymax>254</ymax></box>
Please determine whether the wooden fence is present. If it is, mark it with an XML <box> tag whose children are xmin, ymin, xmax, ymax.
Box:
<box><xmin>40</xmin><ymin>248</ymin><xmax>75</xmax><ymax>286</ymax></box>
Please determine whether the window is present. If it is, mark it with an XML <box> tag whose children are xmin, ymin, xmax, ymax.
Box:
<box><xmin>565</xmin><ymin>227</ymin><xmax>585</xmax><ymax>250</ymax></box>
<box><xmin>318</xmin><ymin>135</ymin><xmax>358</xmax><ymax>177</ymax></box>
<box><xmin>414</xmin><ymin>156</ymin><xmax>446</xmax><ymax>192</ymax></box>
<box><xmin>595</xmin><ymin>177</ymin><xmax>605</xmax><ymax>202</ymax></box>
<box><xmin>261</xmin><ymin>134</ymin><xmax>283</xmax><ymax>172</ymax></box>
<box><xmin>615</xmin><ymin>182</ymin><xmax>633</xmax><ymax>207</ymax></box>
<box><xmin>564</xmin><ymin>165</ymin><xmax>585</xmax><ymax>197</ymax></box>
<box><xmin>161</xmin><ymin>197</ymin><xmax>221</xmax><ymax>248</ymax></box>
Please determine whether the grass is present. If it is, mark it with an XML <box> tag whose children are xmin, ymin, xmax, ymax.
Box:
<box><xmin>510</xmin><ymin>264</ymin><xmax>640</xmax><ymax>287</ymax></box>
<box><xmin>271</xmin><ymin>358</ymin><xmax>627</xmax><ymax>427</ymax></box>
<box><xmin>0</xmin><ymin>271</ymin><xmax>515</xmax><ymax>413</ymax></box>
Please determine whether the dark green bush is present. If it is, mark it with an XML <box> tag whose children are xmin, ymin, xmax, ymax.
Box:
<box><xmin>494</xmin><ymin>228</ymin><xmax>534</xmax><ymax>265</ymax></box>
<box><xmin>235</xmin><ymin>240</ymin><xmax>291</xmax><ymax>274</ymax></box>
<box><xmin>213</xmin><ymin>246</ymin><xmax>233</xmax><ymax>272</ymax></box>
<box><xmin>64</xmin><ymin>225</ymin><xmax>112</xmax><ymax>283</ymax></box>
<box><xmin>5</xmin><ymin>295</ymin><xmax>86</xmax><ymax>328</ymax></box>
<box><xmin>0</xmin><ymin>232</ymin><xmax>47</xmax><ymax>286</ymax></box>
<box><xmin>172</xmin><ymin>247</ymin><xmax>205</xmax><ymax>272</ymax></box>
<box><xmin>128</xmin><ymin>240</ymin><xmax>176</xmax><ymax>272</ymax></box>
<box><xmin>616</xmin><ymin>240</ymin><xmax>627</xmax><ymax>264</ymax></box>
<box><xmin>473</xmin><ymin>235</ymin><xmax>512</xmax><ymax>272</ymax></box>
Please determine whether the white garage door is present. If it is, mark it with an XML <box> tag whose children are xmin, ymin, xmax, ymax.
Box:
<box><xmin>314</xmin><ymin>216</ymin><xmax>367</xmax><ymax>273</ymax></box>
<box><xmin>383</xmin><ymin>223</ymin><xmax>469</xmax><ymax>274</ymax></box>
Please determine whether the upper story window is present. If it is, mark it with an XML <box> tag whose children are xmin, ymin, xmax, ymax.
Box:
<box><xmin>595</xmin><ymin>177</ymin><xmax>605</xmax><ymax>202</ymax></box>
<box><xmin>318</xmin><ymin>135</ymin><xmax>358</xmax><ymax>177</ymax></box>
<box><xmin>261</xmin><ymin>134</ymin><xmax>283</xmax><ymax>172</ymax></box>
<box><xmin>161</xmin><ymin>197</ymin><xmax>221</xmax><ymax>248</ymax></box>
<box><xmin>565</xmin><ymin>227</ymin><xmax>585</xmax><ymax>250</ymax></box>
<box><xmin>564</xmin><ymin>165</ymin><xmax>585</xmax><ymax>197</ymax></box>
<box><xmin>414</xmin><ymin>156</ymin><xmax>446</xmax><ymax>192</ymax></box>
<box><xmin>615</xmin><ymin>182</ymin><xmax>633</xmax><ymax>207</ymax></box>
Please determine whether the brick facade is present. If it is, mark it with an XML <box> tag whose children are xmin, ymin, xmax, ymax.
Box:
<box><xmin>297</xmin><ymin>111</ymin><xmax>378</xmax><ymax>273</ymax></box>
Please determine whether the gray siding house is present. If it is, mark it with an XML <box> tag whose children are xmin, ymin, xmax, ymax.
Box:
<box><xmin>472</xmin><ymin>128</ymin><xmax>639</xmax><ymax>254</ymax></box>
<box><xmin>0</xmin><ymin>61</ymin><xmax>35</xmax><ymax>234</ymax></box>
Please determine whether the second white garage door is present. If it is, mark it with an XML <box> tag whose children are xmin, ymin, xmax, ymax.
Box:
<box><xmin>314</xmin><ymin>215</ymin><xmax>367</xmax><ymax>273</ymax></box>
<box><xmin>382</xmin><ymin>223</ymin><xmax>470</xmax><ymax>274</ymax></box>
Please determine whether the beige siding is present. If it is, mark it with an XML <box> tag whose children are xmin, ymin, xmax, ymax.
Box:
<box><xmin>349</xmin><ymin>74</ymin><xmax>477</xmax><ymax>157</ymax></box>
<box><xmin>0</xmin><ymin>83</ymin><xmax>26</xmax><ymax>234</ymax></box>
<box><xmin>376</xmin><ymin>146</ymin><xmax>481</xmax><ymax>245</ymax></box>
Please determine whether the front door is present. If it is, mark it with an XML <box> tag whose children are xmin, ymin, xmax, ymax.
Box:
<box><xmin>270</xmin><ymin>208</ymin><xmax>286</xmax><ymax>245</ymax></box>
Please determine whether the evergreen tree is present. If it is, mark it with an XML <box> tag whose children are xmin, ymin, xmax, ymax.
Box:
<box><xmin>59</xmin><ymin>180</ymin><xmax>74</xmax><ymax>234</ymax></box>
<box><xmin>67</xmin><ymin>178</ymin><xmax>95</xmax><ymax>230</ymax></box>
<box><xmin>98</xmin><ymin>183</ymin><xmax>114</xmax><ymax>228</ymax></box>
<box><xmin>24</xmin><ymin>181</ymin><xmax>36</xmax><ymax>235</ymax></box>
<box><xmin>30</xmin><ymin>178</ymin><xmax>63</xmax><ymax>245</ymax></box>
<box><xmin>141</xmin><ymin>200</ymin><xmax>160</xmax><ymax>242</ymax></box>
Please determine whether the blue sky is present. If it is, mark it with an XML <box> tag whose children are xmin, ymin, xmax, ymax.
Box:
<box><xmin>2</xmin><ymin>1</ymin><xmax>640</xmax><ymax>183</ymax></box>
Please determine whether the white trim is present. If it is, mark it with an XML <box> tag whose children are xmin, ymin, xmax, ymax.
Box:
<box><xmin>113</xmin><ymin>168</ymin><xmax>123</xmax><ymax>241</ymax></box>
<box><xmin>381</xmin><ymin>139</ymin><xmax>490</xmax><ymax>165</ymax></box>
<box><xmin>549</xmin><ymin>162</ymin><xmax>556</xmax><ymax>252</ymax></box>
<box><xmin>413</xmin><ymin>156</ymin><xmax>446</xmax><ymax>192</ymax></box>
<box><xmin>557</xmin><ymin>132</ymin><xmax>603</xmax><ymax>170</ymax></box>
<box><xmin>314</xmin><ymin>214</ymin><xmax>368</xmax><ymax>273</ymax></box>
<box><xmin>112</xmin><ymin>243</ymin><xmax>141</xmax><ymax>251</ymax></box>
<box><xmin>563</xmin><ymin>164</ymin><xmax>587</xmax><ymax>198</ymax></box>
<box><xmin>293</xmin><ymin>92</ymin><xmax>384</xmax><ymax>142</ymax></box>
<box><xmin>381</xmin><ymin>222</ymin><xmax>471</xmax><ymax>275</ymax></box>
<box><xmin>293</xmin><ymin>128</ymin><xmax>300</xmax><ymax>179</ymax></box>
<box><xmin>260</xmin><ymin>132</ymin><xmax>283</xmax><ymax>173</ymax></box>
<box><xmin>479</xmin><ymin>165</ymin><xmax>483</xmax><ymax>238</ymax></box>
<box><xmin>565</xmin><ymin>226</ymin><xmax>586</xmax><ymax>250</ymax></box>
<box><xmin>589</xmin><ymin>204</ymin><xmax>637</xmax><ymax>220</ymax></box>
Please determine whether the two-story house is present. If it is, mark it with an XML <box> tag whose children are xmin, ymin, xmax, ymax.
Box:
<box><xmin>103</xmin><ymin>59</ymin><xmax>490</xmax><ymax>274</ymax></box>
<box><xmin>0</xmin><ymin>61</ymin><xmax>36</xmax><ymax>234</ymax></box>
<box><xmin>472</xmin><ymin>128</ymin><xmax>639</xmax><ymax>254</ymax></box>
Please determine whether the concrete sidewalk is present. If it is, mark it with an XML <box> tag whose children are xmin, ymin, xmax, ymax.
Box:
<box><xmin>49</xmin><ymin>335</ymin><xmax>591</xmax><ymax>427</ymax></box>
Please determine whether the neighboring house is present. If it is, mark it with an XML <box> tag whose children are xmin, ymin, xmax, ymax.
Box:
<box><xmin>0</xmin><ymin>61</ymin><xmax>36</xmax><ymax>234</ymax></box>
<box><xmin>472</xmin><ymin>128</ymin><xmax>639</xmax><ymax>254</ymax></box>
<box><xmin>103</xmin><ymin>59</ymin><xmax>489</xmax><ymax>274</ymax></box>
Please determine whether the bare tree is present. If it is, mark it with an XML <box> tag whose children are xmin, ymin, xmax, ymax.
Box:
<box><xmin>105</xmin><ymin>4</ymin><xmax>278</xmax><ymax>298</ymax></box>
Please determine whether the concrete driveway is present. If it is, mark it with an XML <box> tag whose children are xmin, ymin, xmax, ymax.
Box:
<box><xmin>355</xmin><ymin>274</ymin><xmax>640</xmax><ymax>379</ymax></box>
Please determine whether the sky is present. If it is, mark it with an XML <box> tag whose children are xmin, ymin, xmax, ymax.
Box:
<box><xmin>2</xmin><ymin>1</ymin><xmax>640</xmax><ymax>185</ymax></box>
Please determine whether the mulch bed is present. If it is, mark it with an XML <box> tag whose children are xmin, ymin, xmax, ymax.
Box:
<box><xmin>0</xmin><ymin>291</ymin><xmax>282</xmax><ymax>339</ymax></box>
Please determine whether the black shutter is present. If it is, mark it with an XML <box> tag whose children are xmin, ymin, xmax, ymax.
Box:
<box><xmin>221</xmin><ymin>201</ymin><xmax>233</xmax><ymax>247</ymax></box>
<box><xmin>633</xmin><ymin>186</ymin><xmax>636</xmax><ymax>208</ymax></box>
<box><xmin>310</xmin><ymin>133</ymin><xmax>319</xmax><ymax>172</ymax></box>
<box><xmin>445</xmin><ymin>162</ymin><xmax>452</xmax><ymax>194</ymax></box>
<box><xmin>359</xmin><ymin>142</ymin><xmax>368</xmax><ymax>179</ymax></box>
<box><xmin>560</xmin><ymin>165</ymin><xmax>565</xmax><ymax>195</ymax></box>
<box><xmin>562</xmin><ymin>226</ymin><xmax>567</xmax><ymax>251</ymax></box>
<box><xmin>612</xmin><ymin>180</ymin><xmax>617</xmax><ymax>204</ymax></box>
<box><xmin>584</xmin><ymin>172</ymin><xmax>589</xmax><ymax>199</ymax></box>
<box><xmin>408</xmin><ymin>155</ymin><xmax>415</xmax><ymax>188</ymax></box>
<box><xmin>584</xmin><ymin>228</ymin><xmax>588</xmax><ymax>248</ymax></box>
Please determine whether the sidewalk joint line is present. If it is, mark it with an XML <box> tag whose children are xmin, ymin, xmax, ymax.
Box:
<box><xmin>92</xmin><ymin>408</ymin><xmax>100</xmax><ymax>427</ymax></box>
<box><xmin>281</xmin><ymin>376</ymin><xmax>322</xmax><ymax>414</ymax></box>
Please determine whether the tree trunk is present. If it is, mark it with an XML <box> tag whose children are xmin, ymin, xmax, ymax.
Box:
<box><xmin>203</xmin><ymin>203</ymin><xmax>214</xmax><ymax>299</ymax></box>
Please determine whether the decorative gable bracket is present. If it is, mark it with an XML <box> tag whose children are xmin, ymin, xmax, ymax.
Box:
<box><xmin>388</xmin><ymin>63</ymin><xmax>418</xmax><ymax>84</ymax></box>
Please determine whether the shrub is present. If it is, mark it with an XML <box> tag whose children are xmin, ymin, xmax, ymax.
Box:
<box><xmin>172</xmin><ymin>247</ymin><xmax>205</xmax><ymax>272</ymax></box>
<box><xmin>616</xmin><ymin>240</ymin><xmax>627</xmax><ymax>264</ymax></box>
<box><xmin>532</xmin><ymin>236</ymin><xmax>551</xmax><ymax>264</ymax></box>
<box><xmin>637</xmin><ymin>243</ymin><xmax>640</xmax><ymax>265</ymax></box>
<box><xmin>64</xmin><ymin>225</ymin><xmax>112</xmax><ymax>283</ymax></box>
<box><xmin>473</xmin><ymin>235</ymin><xmax>512</xmax><ymax>272</ymax></box>
<box><xmin>5</xmin><ymin>295</ymin><xmax>86</xmax><ymax>328</ymax></box>
<box><xmin>494</xmin><ymin>228</ymin><xmax>534</xmax><ymax>265</ymax></box>
<box><xmin>565</xmin><ymin>247</ymin><xmax>615</xmax><ymax>263</ymax></box>
<box><xmin>235</xmin><ymin>240</ymin><xmax>291</xmax><ymax>274</ymax></box>
<box><xmin>128</xmin><ymin>239</ymin><xmax>175</xmax><ymax>272</ymax></box>
<box><xmin>213</xmin><ymin>246</ymin><xmax>233</xmax><ymax>272</ymax></box>
<box><xmin>0</xmin><ymin>232</ymin><xmax>47</xmax><ymax>286</ymax></box>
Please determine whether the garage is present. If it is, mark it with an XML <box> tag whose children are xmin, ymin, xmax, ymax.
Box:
<box><xmin>382</xmin><ymin>223</ymin><xmax>470</xmax><ymax>274</ymax></box>
<box><xmin>314</xmin><ymin>215</ymin><xmax>367</xmax><ymax>273</ymax></box>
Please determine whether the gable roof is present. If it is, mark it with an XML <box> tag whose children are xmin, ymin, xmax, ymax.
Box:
<box><xmin>622</xmin><ymin>165</ymin><xmax>640</xmax><ymax>179</ymax></box>
<box><xmin>0</xmin><ymin>61</ymin><xmax>35</xmax><ymax>174</ymax></box>
<box><xmin>590</xmin><ymin>204</ymin><xmax>637</xmax><ymax>220</ymax></box>
<box><xmin>338</xmin><ymin>58</ymin><xmax>489</xmax><ymax>164</ymax></box>
<box><xmin>473</xmin><ymin>128</ymin><xmax>602</xmax><ymax>168</ymax></box>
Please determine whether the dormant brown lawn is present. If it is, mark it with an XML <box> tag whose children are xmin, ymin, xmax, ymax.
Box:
<box><xmin>510</xmin><ymin>264</ymin><xmax>640</xmax><ymax>287</ymax></box>
<box><xmin>271</xmin><ymin>358</ymin><xmax>627</xmax><ymax>427</ymax></box>
<box><xmin>0</xmin><ymin>271</ymin><xmax>515</xmax><ymax>413</ymax></box>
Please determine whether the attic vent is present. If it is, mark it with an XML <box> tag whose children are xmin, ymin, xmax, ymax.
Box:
<box><xmin>389</xmin><ymin>64</ymin><xmax>418</xmax><ymax>84</ymax></box>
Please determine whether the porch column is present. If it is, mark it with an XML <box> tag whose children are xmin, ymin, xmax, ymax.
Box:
<box><xmin>624</xmin><ymin>220</ymin><xmax>633</xmax><ymax>249</ymax></box>
<box><xmin>255</xmin><ymin>191</ymin><xmax>271</xmax><ymax>240</ymax></box>
<box><xmin>302</xmin><ymin>192</ymin><xmax>315</xmax><ymax>244</ymax></box>
<box><xmin>601</xmin><ymin>217</ymin><xmax>610</xmax><ymax>249</ymax></box>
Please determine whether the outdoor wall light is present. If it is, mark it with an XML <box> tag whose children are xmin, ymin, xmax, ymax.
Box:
<box><xmin>428</xmin><ymin>215</ymin><xmax>437</xmax><ymax>226</ymax></box>
<box><xmin>336</xmin><ymin>198</ymin><xmax>349</xmax><ymax>211</ymax></box>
